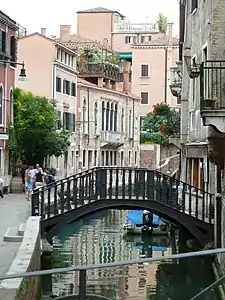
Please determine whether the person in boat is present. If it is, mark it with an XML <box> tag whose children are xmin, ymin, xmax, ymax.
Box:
<box><xmin>142</xmin><ymin>210</ymin><xmax>153</xmax><ymax>228</ymax></box>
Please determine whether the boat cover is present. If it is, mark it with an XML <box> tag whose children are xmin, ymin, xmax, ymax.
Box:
<box><xmin>125</xmin><ymin>210</ymin><xmax>165</xmax><ymax>226</ymax></box>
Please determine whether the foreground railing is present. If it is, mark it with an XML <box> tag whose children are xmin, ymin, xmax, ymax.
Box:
<box><xmin>31</xmin><ymin>167</ymin><xmax>214</xmax><ymax>223</ymax></box>
<box><xmin>0</xmin><ymin>248</ymin><xmax>224</xmax><ymax>300</ymax></box>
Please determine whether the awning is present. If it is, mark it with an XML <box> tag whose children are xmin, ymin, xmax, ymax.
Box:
<box><xmin>119</xmin><ymin>53</ymin><xmax>132</xmax><ymax>59</ymax></box>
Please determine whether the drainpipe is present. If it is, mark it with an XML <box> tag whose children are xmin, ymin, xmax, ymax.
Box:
<box><xmin>87</xmin><ymin>88</ymin><xmax>90</xmax><ymax>144</ymax></box>
<box><xmin>132</xmin><ymin>98</ymin><xmax>135</xmax><ymax>147</ymax></box>
<box><xmin>164</xmin><ymin>48</ymin><xmax>168</xmax><ymax>104</ymax></box>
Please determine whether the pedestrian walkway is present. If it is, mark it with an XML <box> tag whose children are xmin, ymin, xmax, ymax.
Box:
<box><xmin>0</xmin><ymin>193</ymin><xmax>30</xmax><ymax>277</ymax></box>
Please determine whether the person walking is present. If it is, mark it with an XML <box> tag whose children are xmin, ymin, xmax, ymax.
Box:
<box><xmin>34</xmin><ymin>166</ymin><xmax>45</xmax><ymax>189</ymax></box>
<box><xmin>25</xmin><ymin>166</ymin><xmax>32</xmax><ymax>201</ymax></box>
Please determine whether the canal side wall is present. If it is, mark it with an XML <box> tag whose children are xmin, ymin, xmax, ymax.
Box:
<box><xmin>0</xmin><ymin>216</ymin><xmax>41</xmax><ymax>300</ymax></box>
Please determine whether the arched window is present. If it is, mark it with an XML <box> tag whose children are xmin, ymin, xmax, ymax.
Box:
<box><xmin>128</xmin><ymin>109</ymin><xmax>132</xmax><ymax>138</ymax></box>
<box><xmin>101</xmin><ymin>101</ymin><xmax>105</xmax><ymax>130</ymax></box>
<box><xmin>94</xmin><ymin>102</ymin><xmax>98</xmax><ymax>134</ymax></box>
<box><xmin>110</xmin><ymin>103</ymin><xmax>114</xmax><ymax>131</ymax></box>
<box><xmin>83</xmin><ymin>98</ymin><xmax>87</xmax><ymax>133</ymax></box>
<box><xmin>9</xmin><ymin>89</ymin><xmax>13</xmax><ymax>123</ymax></box>
<box><xmin>106</xmin><ymin>102</ymin><xmax>110</xmax><ymax>131</ymax></box>
<box><xmin>0</xmin><ymin>86</ymin><xmax>3</xmax><ymax>124</ymax></box>
<box><xmin>114</xmin><ymin>103</ymin><xmax>118</xmax><ymax>131</ymax></box>
<box><xmin>121</xmin><ymin>108</ymin><xmax>124</xmax><ymax>132</ymax></box>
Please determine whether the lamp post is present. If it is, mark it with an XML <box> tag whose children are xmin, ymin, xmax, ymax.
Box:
<box><xmin>0</xmin><ymin>60</ymin><xmax>26</xmax><ymax>81</ymax></box>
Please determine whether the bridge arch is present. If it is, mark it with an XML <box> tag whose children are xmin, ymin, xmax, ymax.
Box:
<box><xmin>43</xmin><ymin>199</ymin><xmax>213</xmax><ymax>246</ymax></box>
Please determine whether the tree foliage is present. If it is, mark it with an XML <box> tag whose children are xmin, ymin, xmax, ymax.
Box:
<box><xmin>140</xmin><ymin>103</ymin><xmax>180</xmax><ymax>146</ymax></box>
<box><xmin>158</xmin><ymin>13</ymin><xmax>168</xmax><ymax>34</ymax></box>
<box><xmin>7</xmin><ymin>88</ymin><xmax>70</xmax><ymax>165</ymax></box>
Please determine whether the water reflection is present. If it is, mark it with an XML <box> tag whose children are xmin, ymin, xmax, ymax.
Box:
<box><xmin>50</xmin><ymin>209</ymin><xmax>218</xmax><ymax>300</ymax></box>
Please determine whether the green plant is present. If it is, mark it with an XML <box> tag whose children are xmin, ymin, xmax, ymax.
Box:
<box><xmin>7</xmin><ymin>88</ymin><xmax>70</xmax><ymax>166</ymax></box>
<box><xmin>140</xmin><ymin>103</ymin><xmax>180</xmax><ymax>146</ymax></box>
<box><xmin>158</xmin><ymin>13</ymin><xmax>168</xmax><ymax>34</ymax></box>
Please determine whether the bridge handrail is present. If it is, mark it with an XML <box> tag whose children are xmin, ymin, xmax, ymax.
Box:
<box><xmin>0</xmin><ymin>248</ymin><xmax>224</xmax><ymax>280</ymax></box>
<box><xmin>33</xmin><ymin>166</ymin><xmax>213</xmax><ymax>198</ymax></box>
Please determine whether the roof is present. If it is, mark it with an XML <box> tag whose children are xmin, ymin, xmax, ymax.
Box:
<box><xmin>77</xmin><ymin>7</ymin><xmax>125</xmax><ymax>18</ymax></box>
<box><xmin>77</xmin><ymin>77</ymin><xmax>140</xmax><ymax>100</ymax></box>
<box><xmin>19</xmin><ymin>32</ymin><xmax>77</xmax><ymax>55</ymax></box>
<box><xmin>0</xmin><ymin>10</ymin><xmax>18</xmax><ymax>30</ymax></box>
<box><xmin>132</xmin><ymin>34</ymin><xmax>179</xmax><ymax>47</ymax></box>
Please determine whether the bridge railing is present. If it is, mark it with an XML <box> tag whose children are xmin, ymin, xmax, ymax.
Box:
<box><xmin>31</xmin><ymin>167</ymin><xmax>213</xmax><ymax>223</ymax></box>
<box><xmin>0</xmin><ymin>249</ymin><xmax>224</xmax><ymax>300</ymax></box>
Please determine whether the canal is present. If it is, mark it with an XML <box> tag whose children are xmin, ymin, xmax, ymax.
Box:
<box><xmin>44</xmin><ymin>209</ymin><xmax>220</xmax><ymax>299</ymax></box>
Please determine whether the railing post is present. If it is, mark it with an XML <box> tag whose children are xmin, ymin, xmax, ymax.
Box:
<box><xmin>146</xmin><ymin>170</ymin><xmax>154</xmax><ymax>200</ymax></box>
<box><xmin>79</xmin><ymin>270</ymin><xmax>87</xmax><ymax>300</ymax></box>
<box><xmin>31</xmin><ymin>190</ymin><xmax>40</xmax><ymax>216</ymax></box>
<box><xmin>96</xmin><ymin>168</ymin><xmax>107</xmax><ymax>199</ymax></box>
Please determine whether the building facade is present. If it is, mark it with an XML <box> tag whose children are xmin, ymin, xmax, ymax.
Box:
<box><xmin>0</xmin><ymin>11</ymin><xmax>19</xmax><ymax>184</ymax></box>
<box><xmin>16</xmin><ymin>32</ymin><xmax>77</xmax><ymax>178</ymax></box>
<box><xmin>76</xmin><ymin>75</ymin><xmax>140</xmax><ymax>173</ymax></box>
<box><xmin>76</xmin><ymin>7</ymin><xmax>180</xmax><ymax>115</ymax></box>
<box><xmin>170</xmin><ymin>0</ymin><xmax>225</xmax><ymax>247</ymax></box>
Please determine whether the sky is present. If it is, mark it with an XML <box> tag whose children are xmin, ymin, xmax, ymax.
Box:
<box><xmin>1</xmin><ymin>0</ymin><xmax>179</xmax><ymax>37</ymax></box>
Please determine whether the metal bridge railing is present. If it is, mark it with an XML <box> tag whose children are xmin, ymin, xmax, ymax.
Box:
<box><xmin>0</xmin><ymin>248</ymin><xmax>225</xmax><ymax>300</ymax></box>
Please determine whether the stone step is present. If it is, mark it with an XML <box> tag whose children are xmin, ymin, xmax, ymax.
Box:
<box><xmin>3</xmin><ymin>226</ymin><xmax>23</xmax><ymax>242</ymax></box>
<box><xmin>18</xmin><ymin>223</ymin><xmax>26</xmax><ymax>236</ymax></box>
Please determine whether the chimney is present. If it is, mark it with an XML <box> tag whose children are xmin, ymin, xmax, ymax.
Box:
<box><xmin>41</xmin><ymin>28</ymin><xmax>46</xmax><ymax>36</ymax></box>
<box><xmin>123</xmin><ymin>61</ymin><xmax>131</xmax><ymax>92</ymax></box>
<box><xmin>59</xmin><ymin>25</ymin><xmax>71</xmax><ymax>42</ymax></box>
<box><xmin>167</xmin><ymin>23</ymin><xmax>173</xmax><ymax>46</ymax></box>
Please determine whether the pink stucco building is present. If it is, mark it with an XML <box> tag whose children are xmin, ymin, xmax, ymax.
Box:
<box><xmin>76</xmin><ymin>7</ymin><xmax>180</xmax><ymax>117</ymax></box>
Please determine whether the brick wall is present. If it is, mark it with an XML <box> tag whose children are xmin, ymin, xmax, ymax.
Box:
<box><xmin>0</xmin><ymin>217</ymin><xmax>41</xmax><ymax>300</ymax></box>
<box><xmin>140</xmin><ymin>143</ymin><xmax>180</xmax><ymax>175</ymax></box>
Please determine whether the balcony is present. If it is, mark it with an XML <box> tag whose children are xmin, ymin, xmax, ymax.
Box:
<box><xmin>200</xmin><ymin>60</ymin><xmax>225</xmax><ymax>133</ymax></box>
<box><xmin>78</xmin><ymin>62</ymin><xmax>120</xmax><ymax>82</ymax></box>
<box><xmin>101</xmin><ymin>131</ymin><xmax>124</xmax><ymax>148</ymax></box>
<box><xmin>114</xmin><ymin>22</ymin><xmax>158</xmax><ymax>33</ymax></box>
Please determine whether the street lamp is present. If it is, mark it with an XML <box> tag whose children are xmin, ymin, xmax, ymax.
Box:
<box><xmin>0</xmin><ymin>60</ymin><xmax>26</xmax><ymax>81</ymax></box>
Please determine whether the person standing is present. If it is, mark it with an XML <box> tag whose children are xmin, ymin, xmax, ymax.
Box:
<box><xmin>0</xmin><ymin>175</ymin><xmax>4</xmax><ymax>198</ymax></box>
<box><xmin>25</xmin><ymin>166</ymin><xmax>32</xmax><ymax>201</ymax></box>
<box><xmin>34</xmin><ymin>166</ymin><xmax>45</xmax><ymax>189</ymax></box>
<box><xmin>30</xmin><ymin>165</ymin><xmax>36</xmax><ymax>189</ymax></box>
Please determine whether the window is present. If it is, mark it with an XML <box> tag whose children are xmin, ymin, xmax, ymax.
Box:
<box><xmin>88</xmin><ymin>150</ymin><xmax>92</xmax><ymax>169</ymax></box>
<box><xmin>191</xmin><ymin>0</ymin><xmax>198</xmax><ymax>13</ymax></box>
<box><xmin>65</xmin><ymin>53</ymin><xmax>68</xmax><ymax>65</ymax></box>
<box><xmin>141</xmin><ymin>64</ymin><xmax>149</xmax><ymax>77</ymax></box>
<box><xmin>83</xmin><ymin>150</ymin><xmax>86</xmax><ymax>167</ymax></box>
<box><xmin>9</xmin><ymin>89</ymin><xmax>13</xmax><ymax>123</ymax></box>
<box><xmin>203</xmin><ymin>46</ymin><xmax>207</xmax><ymax>62</ymax></box>
<box><xmin>102</xmin><ymin>101</ymin><xmax>105</xmax><ymax>130</ymax></box>
<box><xmin>128</xmin><ymin>151</ymin><xmax>131</xmax><ymax>166</ymax></box>
<box><xmin>114</xmin><ymin>152</ymin><xmax>117</xmax><ymax>165</ymax></box>
<box><xmin>94</xmin><ymin>150</ymin><xmax>97</xmax><ymax>166</ymax></box>
<box><xmin>0</xmin><ymin>30</ymin><xmax>6</xmax><ymax>54</ymax></box>
<box><xmin>110</xmin><ymin>103</ymin><xmax>114</xmax><ymax>131</ymax></box>
<box><xmin>83</xmin><ymin>99</ymin><xmax>88</xmax><ymax>134</ymax></box>
<box><xmin>56</xmin><ymin>77</ymin><xmax>62</xmax><ymax>93</ymax></box>
<box><xmin>141</xmin><ymin>36</ymin><xmax>151</xmax><ymax>43</ymax></box>
<box><xmin>125</xmin><ymin>36</ymin><xmax>133</xmax><ymax>44</ymax></box>
<box><xmin>63</xmin><ymin>80</ymin><xmax>70</xmax><ymax>95</ymax></box>
<box><xmin>71</xmin><ymin>82</ymin><xmax>76</xmax><ymax>97</ymax></box>
<box><xmin>94</xmin><ymin>102</ymin><xmax>98</xmax><ymax>134</ymax></box>
<box><xmin>71</xmin><ymin>150</ymin><xmax>74</xmax><ymax>168</ymax></box>
<box><xmin>106</xmin><ymin>102</ymin><xmax>109</xmax><ymax>131</ymax></box>
<box><xmin>121</xmin><ymin>108</ymin><xmax>124</xmax><ymax>132</ymax></box>
<box><xmin>10</xmin><ymin>36</ymin><xmax>17</xmax><ymax>67</ymax></box>
<box><xmin>114</xmin><ymin>104</ymin><xmax>118</xmax><ymax>131</ymax></box>
<box><xmin>140</xmin><ymin>92</ymin><xmax>149</xmax><ymax>104</ymax></box>
<box><xmin>176</xmin><ymin>96</ymin><xmax>181</xmax><ymax>105</ymax></box>
<box><xmin>63</xmin><ymin>112</ymin><xmax>75</xmax><ymax>131</ymax></box>
<box><xmin>57</xmin><ymin>111</ymin><xmax>62</xmax><ymax>130</ymax></box>
<box><xmin>192</xmin><ymin>57</ymin><xmax>196</xmax><ymax>104</ymax></box>
<box><xmin>134</xmin><ymin>151</ymin><xmax>137</xmax><ymax>165</ymax></box>
<box><xmin>0</xmin><ymin>86</ymin><xmax>3</xmax><ymax>124</ymax></box>
<box><xmin>120</xmin><ymin>151</ymin><xmax>124</xmax><ymax>167</ymax></box>
<box><xmin>57</xmin><ymin>49</ymin><xmax>60</xmax><ymax>60</ymax></box>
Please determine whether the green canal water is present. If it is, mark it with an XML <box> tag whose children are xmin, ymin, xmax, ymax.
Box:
<box><xmin>48</xmin><ymin>209</ymin><xmax>219</xmax><ymax>299</ymax></box>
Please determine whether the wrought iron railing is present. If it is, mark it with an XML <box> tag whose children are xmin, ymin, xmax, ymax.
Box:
<box><xmin>31</xmin><ymin>167</ymin><xmax>214</xmax><ymax>224</ymax></box>
<box><xmin>200</xmin><ymin>60</ymin><xmax>225</xmax><ymax>110</ymax></box>
<box><xmin>0</xmin><ymin>248</ymin><xmax>224</xmax><ymax>300</ymax></box>
<box><xmin>78</xmin><ymin>62</ymin><xmax>120</xmax><ymax>82</ymax></box>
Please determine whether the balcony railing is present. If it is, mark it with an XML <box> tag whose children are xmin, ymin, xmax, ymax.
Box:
<box><xmin>200</xmin><ymin>60</ymin><xmax>225</xmax><ymax>110</ymax></box>
<box><xmin>114</xmin><ymin>22</ymin><xmax>158</xmax><ymax>32</ymax></box>
<box><xmin>78</xmin><ymin>62</ymin><xmax>120</xmax><ymax>82</ymax></box>
<box><xmin>101</xmin><ymin>131</ymin><xmax>124</xmax><ymax>145</ymax></box>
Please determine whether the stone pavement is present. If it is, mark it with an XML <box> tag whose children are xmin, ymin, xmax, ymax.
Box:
<box><xmin>0</xmin><ymin>193</ymin><xmax>30</xmax><ymax>278</ymax></box>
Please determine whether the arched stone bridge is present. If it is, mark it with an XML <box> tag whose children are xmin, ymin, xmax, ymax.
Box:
<box><xmin>31</xmin><ymin>167</ymin><xmax>214</xmax><ymax>246</ymax></box>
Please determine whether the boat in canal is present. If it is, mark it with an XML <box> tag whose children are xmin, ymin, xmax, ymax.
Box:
<box><xmin>123</xmin><ymin>210</ymin><xmax>169</xmax><ymax>235</ymax></box>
